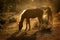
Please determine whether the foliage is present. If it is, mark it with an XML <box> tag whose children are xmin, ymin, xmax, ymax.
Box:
<box><xmin>0</xmin><ymin>0</ymin><xmax>20</xmax><ymax>13</ymax></box>
<box><xmin>8</xmin><ymin>17</ymin><xmax>17</xmax><ymax>23</ymax></box>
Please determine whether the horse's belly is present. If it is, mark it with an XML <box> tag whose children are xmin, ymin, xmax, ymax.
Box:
<box><xmin>26</xmin><ymin>15</ymin><xmax>37</xmax><ymax>18</ymax></box>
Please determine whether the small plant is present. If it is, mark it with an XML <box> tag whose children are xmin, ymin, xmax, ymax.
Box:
<box><xmin>0</xmin><ymin>18</ymin><xmax>6</xmax><ymax>25</ymax></box>
<box><xmin>9</xmin><ymin>18</ymin><xmax>17</xmax><ymax>23</ymax></box>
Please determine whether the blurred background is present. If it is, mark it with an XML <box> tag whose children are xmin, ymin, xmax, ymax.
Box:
<box><xmin>0</xmin><ymin>0</ymin><xmax>60</xmax><ymax>40</ymax></box>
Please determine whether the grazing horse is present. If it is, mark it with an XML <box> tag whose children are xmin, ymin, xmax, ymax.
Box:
<box><xmin>19</xmin><ymin>8</ymin><xmax>43</xmax><ymax>31</ymax></box>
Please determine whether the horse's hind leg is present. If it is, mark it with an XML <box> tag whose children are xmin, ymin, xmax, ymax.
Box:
<box><xmin>25</xmin><ymin>18</ymin><xmax>30</xmax><ymax>31</ymax></box>
<box><xmin>38</xmin><ymin>17</ymin><xmax>42</xmax><ymax>30</ymax></box>
<box><xmin>19</xmin><ymin>17</ymin><xmax>24</xmax><ymax>31</ymax></box>
<box><xmin>28</xmin><ymin>19</ymin><xmax>31</xmax><ymax>31</ymax></box>
<box><xmin>25</xmin><ymin>19</ymin><xmax>28</xmax><ymax>31</ymax></box>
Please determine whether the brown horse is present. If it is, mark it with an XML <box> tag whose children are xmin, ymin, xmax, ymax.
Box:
<box><xmin>19</xmin><ymin>8</ymin><xmax>43</xmax><ymax>31</ymax></box>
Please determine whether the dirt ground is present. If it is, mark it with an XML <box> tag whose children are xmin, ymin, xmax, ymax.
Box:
<box><xmin>0</xmin><ymin>12</ymin><xmax>60</xmax><ymax>40</ymax></box>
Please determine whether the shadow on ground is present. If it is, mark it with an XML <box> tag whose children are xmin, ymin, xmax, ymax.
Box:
<box><xmin>7</xmin><ymin>27</ymin><xmax>52</xmax><ymax>40</ymax></box>
<box><xmin>7</xmin><ymin>31</ymin><xmax>37</xmax><ymax>40</ymax></box>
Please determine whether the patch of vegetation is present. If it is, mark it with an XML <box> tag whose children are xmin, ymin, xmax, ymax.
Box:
<box><xmin>8</xmin><ymin>17</ymin><xmax>17</xmax><ymax>23</ymax></box>
<box><xmin>0</xmin><ymin>17</ymin><xmax>6</xmax><ymax>25</ymax></box>
<box><xmin>0</xmin><ymin>17</ymin><xmax>17</xmax><ymax>29</ymax></box>
<box><xmin>0</xmin><ymin>0</ymin><xmax>20</xmax><ymax>13</ymax></box>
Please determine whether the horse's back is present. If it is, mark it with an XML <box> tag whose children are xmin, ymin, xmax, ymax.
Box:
<box><xmin>22</xmin><ymin>8</ymin><xmax>43</xmax><ymax>18</ymax></box>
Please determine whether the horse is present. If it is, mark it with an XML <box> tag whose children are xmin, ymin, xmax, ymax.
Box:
<box><xmin>19</xmin><ymin>8</ymin><xmax>43</xmax><ymax>31</ymax></box>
